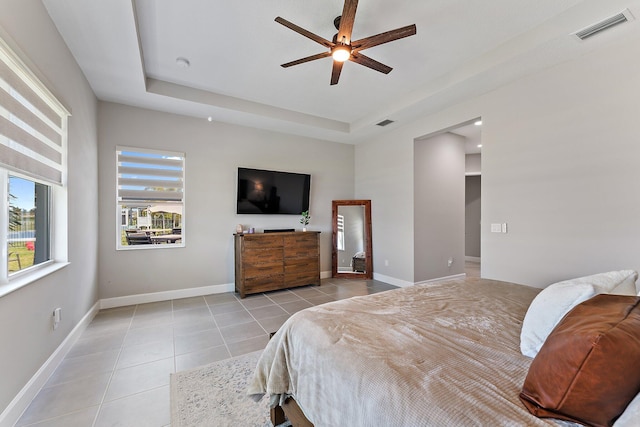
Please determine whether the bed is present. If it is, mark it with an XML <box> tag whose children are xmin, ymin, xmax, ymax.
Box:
<box><xmin>248</xmin><ymin>277</ymin><xmax>640</xmax><ymax>426</ymax></box>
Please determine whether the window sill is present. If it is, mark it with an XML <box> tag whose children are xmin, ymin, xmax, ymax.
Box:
<box><xmin>0</xmin><ymin>262</ymin><xmax>70</xmax><ymax>298</ymax></box>
<box><xmin>117</xmin><ymin>243</ymin><xmax>185</xmax><ymax>251</ymax></box>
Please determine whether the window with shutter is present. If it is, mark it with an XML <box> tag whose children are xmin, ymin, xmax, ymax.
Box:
<box><xmin>0</xmin><ymin>36</ymin><xmax>69</xmax><ymax>290</ymax></box>
<box><xmin>116</xmin><ymin>147</ymin><xmax>185</xmax><ymax>249</ymax></box>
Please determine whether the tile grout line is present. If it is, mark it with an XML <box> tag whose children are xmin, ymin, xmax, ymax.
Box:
<box><xmin>90</xmin><ymin>304</ymin><xmax>138</xmax><ymax>427</ymax></box>
<box><xmin>240</xmin><ymin>294</ymin><xmax>278</xmax><ymax>339</ymax></box>
<box><xmin>203</xmin><ymin>296</ymin><xmax>234</xmax><ymax>362</ymax></box>
<box><xmin>171</xmin><ymin>299</ymin><xmax>177</xmax><ymax>379</ymax></box>
<box><xmin>227</xmin><ymin>294</ymin><xmax>273</xmax><ymax>354</ymax></box>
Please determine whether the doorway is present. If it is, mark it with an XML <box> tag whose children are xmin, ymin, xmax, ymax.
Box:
<box><xmin>413</xmin><ymin>119</ymin><xmax>481</xmax><ymax>282</ymax></box>
<box><xmin>465</xmin><ymin>175</ymin><xmax>481</xmax><ymax>277</ymax></box>
<box><xmin>453</xmin><ymin>121</ymin><xmax>482</xmax><ymax>278</ymax></box>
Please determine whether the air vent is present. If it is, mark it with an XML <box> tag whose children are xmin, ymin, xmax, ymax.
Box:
<box><xmin>574</xmin><ymin>10</ymin><xmax>633</xmax><ymax>40</ymax></box>
<box><xmin>376</xmin><ymin>119</ymin><xmax>395</xmax><ymax>127</ymax></box>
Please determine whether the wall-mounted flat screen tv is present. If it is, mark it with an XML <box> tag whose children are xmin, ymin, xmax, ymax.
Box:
<box><xmin>237</xmin><ymin>167</ymin><xmax>311</xmax><ymax>215</ymax></box>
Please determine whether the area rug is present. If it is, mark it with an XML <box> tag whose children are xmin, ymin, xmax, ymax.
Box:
<box><xmin>170</xmin><ymin>350</ymin><xmax>289</xmax><ymax>427</ymax></box>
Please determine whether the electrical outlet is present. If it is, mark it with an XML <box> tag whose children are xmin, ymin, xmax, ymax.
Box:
<box><xmin>447</xmin><ymin>257</ymin><xmax>453</xmax><ymax>267</ymax></box>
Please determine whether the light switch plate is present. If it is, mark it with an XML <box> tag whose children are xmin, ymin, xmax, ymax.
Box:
<box><xmin>491</xmin><ymin>223</ymin><xmax>502</xmax><ymax>233</ymax></box>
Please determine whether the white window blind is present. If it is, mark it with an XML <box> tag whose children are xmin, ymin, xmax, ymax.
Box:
<box><xmin>117</xmin><ymin>147</ymin><xmax>185</xmax><ymax>205</ymax></box>
<box><xmin>0</xmin><ymin>38</ymin><xmax>68</xmax><ymax>185</ymax></box>
<box><xmin>337</xmin><ymin>214</ymin><xmax>345</xmax><ymax>251</ymax></box>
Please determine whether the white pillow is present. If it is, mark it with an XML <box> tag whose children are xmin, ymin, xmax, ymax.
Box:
<box><xmin>613</xmin><ymin>392</ymin><xmax>640</xmax><ymax>427</ymax></box>
<box><xmin>610</xmin><ymin>273</ymin><xmax>639</xmax><ymax>295</ymax></box>
<box><xmin>520</xmin><ymin>270</ymin><xmax>638</xmax><ymax>358</ymax></box>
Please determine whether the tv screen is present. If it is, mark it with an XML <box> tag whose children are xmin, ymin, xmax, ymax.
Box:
<box><xmin>237</xmin><ymin>167</ymin><xmax>311</xmax><ymax>215</ymax></box>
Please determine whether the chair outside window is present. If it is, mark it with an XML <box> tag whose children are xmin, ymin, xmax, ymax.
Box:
<box><xmin>125</xmin><ymin>232</ymin><xmax>152</xmax><ymax>245</ymax></box>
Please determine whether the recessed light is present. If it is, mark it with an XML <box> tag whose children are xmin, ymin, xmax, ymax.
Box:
<box><xmin>477</xmin><ymin>144</ymin><xmax>483</xmax><ymax>148</ymax></box>
<box><xmin>207</xmin><ymin>116</ymin><xmax>212</xmax><ymax>122</ymax></box>
<box><xmin>474</xmin><ymin>120</ymin><xmax>482</xmax><ymax>126</ymax></box>
<box><xmin>176</xmin><ymin>57</ymin><xmax>190</xmax><ymax>68</ymax></box>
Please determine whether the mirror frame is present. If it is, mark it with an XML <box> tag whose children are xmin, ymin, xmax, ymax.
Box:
<box><xmin>332</xmin><ymin>200</ymin><xmax>373</xmax><ymax>279</ymax></box>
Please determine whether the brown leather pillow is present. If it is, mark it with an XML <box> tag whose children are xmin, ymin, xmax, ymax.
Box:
<box><xmin>520</xmin><ymin>294</ymin><xmax>640</xmax><ymax>427</ymax></box>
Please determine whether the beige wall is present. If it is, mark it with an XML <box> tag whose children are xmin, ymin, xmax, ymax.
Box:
<box><xmin>355</xmin><ymin>136</ymin><xmax>415</xmax><ymax>285</ymax></box>
<box><xmin>414</xmin><ymin>133</ymin><xmax>466</xmax><ymax>282</ymax></box>
<box><xmin>480</xmin><ymin>34</ymin><xmax>640</xmax><ymax>286</ymax></box>
<box><xmin>0</xmin><ymin>0</ymin><xmax>98</xmax><ymax>416</ymax></box>
<box><xmin>356</xmin><ymin>33</ymin><xmax>640</xmax><ymax>288</ymax></box>
<box><xmin>97</xmin><ymin>102</ymin><xmax>354</xmax><ymax>300</ymax></box>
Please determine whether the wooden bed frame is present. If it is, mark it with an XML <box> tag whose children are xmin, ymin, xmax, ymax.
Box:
<box><xmin>271</xmin><ymin>397</ymin><xmax>313</xmax><ymax>427</ymax></box>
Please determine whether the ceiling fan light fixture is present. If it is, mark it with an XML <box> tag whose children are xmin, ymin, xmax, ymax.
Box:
<box><xmin>275</xmin><ymin>0</ymin><xmax>416</xmax><ymax>85</ymax></box>
<box><xmin>332</xmin><ymin>45</ymin><xmax>351</xmax><ymax>62</ymax></box>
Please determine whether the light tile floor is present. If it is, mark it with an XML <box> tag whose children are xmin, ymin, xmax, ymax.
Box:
<box><xmin>16</xmin><ymin>278</ymin><xmax>398</xmax><ymax>427</ymax></box>
<box><xmin>465</xmin><ymin>260</ymin><xmax>480</xmax><ymax>278</ymax></box>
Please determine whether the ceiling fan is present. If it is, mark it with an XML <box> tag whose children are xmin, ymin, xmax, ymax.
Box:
<box><xmin>275</xmin><ymin>0</ymin><xmax>416</xmax><ymax>85</ymax></box>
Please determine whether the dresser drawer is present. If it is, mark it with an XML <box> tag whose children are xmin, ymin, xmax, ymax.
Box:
<box><xmin>284</xmin><ymin>233</ymin><xmax>317</xmax><ymax>247</ymax></box>
<box><xmin>284</xmin><ymin>235</ymin><xmax>319</xmax><ymax>257</ymax></box>
<box><xmin>242</xmin><ymin>247</ymin><xmax>283</xmax><ymax>264</ymax></box>
<box><xmin>285</xmin><ymin>257</ymin><xmax>318</xmax><ymax>273</ymax></box>
<box><xmin>244</xmin><ymin>262</ymin><xmax>283</xmax><ymax>279</ymax></box>
<box><xmin>244</xmin><ymin>274</ymin><xmax>284</xmax><ymax>293</ymax></box>
<box><xmin>285</xmin><ymin>257</ymin><xmax>319</xmax><ymax>287</ymax></box>
<box><xmin>284</xmin><ymin>271</ymin><xmax>320</xmax><ymax>287</ymax></box>
<box><xmin>242</xmin><ymin>234</ymin><xmax>283</xmax><ymax>249</ymax></box>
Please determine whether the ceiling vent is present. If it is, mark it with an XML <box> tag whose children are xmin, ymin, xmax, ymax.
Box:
<box><xmin>574</xmin><ymin>9</ymin><xmax>633</xmax><ymax>40</ymax></box>
<box><xmin>376</xmin><ymin>119</ymin><xmax>395</xmax><ymax>127</ymax></box>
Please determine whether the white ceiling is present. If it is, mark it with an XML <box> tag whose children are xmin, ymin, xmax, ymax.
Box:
<box><xmin>42</xmin><ymin>0</ymin><xmax>640</xmax><ymax>144</ymax></box>
<box><xmin>451</xmin><ymin>122</ymin><xmax>482</xmax><ymax>154</ymax></box>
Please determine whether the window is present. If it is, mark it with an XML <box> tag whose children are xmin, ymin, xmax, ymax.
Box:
<box><xmin>8</xmin><ymin>175</ymin><xmax>50</xmax><ymax>273</ymax></box>
<box><xmin>116</xmin><ymin>147</ymin><xmax>185</xmax><ymax>249</ymax></box>
<box><xmin>0</xmin><ymin>37</ymin><xmax>69</xmax><ymax>291</ymax></box>
<box><xmin>337</xmin><ymin>214</ymin><xmax>345</xmax><ymax>251</ymax></box>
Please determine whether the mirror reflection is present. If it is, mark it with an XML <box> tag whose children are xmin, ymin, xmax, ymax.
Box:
<box><xmin>336</xmin><ymin>205</ymin><xmax>366</xmax><ymax>273</ymax></box>
<box><xmin>332</xmin><ymin>200</ymin><xmax>372</xmax><ymax>279</ymax></box>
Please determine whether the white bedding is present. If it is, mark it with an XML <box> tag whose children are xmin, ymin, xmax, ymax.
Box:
<box><xmin>248</xmin><ymin>278</ymin><xmax>636</xmax><ymax>426</ymax></box>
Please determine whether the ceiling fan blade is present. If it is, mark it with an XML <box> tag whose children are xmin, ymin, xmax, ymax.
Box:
<box><xmin>330</xmin><ymin>61</ymin><xmax>344</xmax><ymax>85</ymax></box>
<box><xmin>352</xmin><ymin>24</ymin><xmax>416</xmax><ymax>52</ymax></box>
<box><xmin>337</xmin><ymin>0</ymin><xmax>358</xmax><ymax>43</ymax></box>
<box><xmin>275</xmin><ymin>17</ymin><xmax>334</xmax><ymax>48</ymax></box>
<box><xmin>349</xmin><ymin>53</ymin><xmax>392</xmax><ymax>74</ymax></box>
<box><xmin>281</xmin><ymin>52</ymin><xmax>332</xmax><ymax>68</ymax></box>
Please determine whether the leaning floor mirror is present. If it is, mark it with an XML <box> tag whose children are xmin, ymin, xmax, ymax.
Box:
<box><xmin>332</xmin><ymin>200</ymin><xmax>373</xmax><ymax>279</ymax></box>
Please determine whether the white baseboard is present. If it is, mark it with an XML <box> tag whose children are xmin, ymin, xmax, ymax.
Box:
<box><xmin>100</xmin><ymin>282</ymin><xmax>235</xmax><ymax>309</ymax></box>
<box><xmin>465</xmin><ymin>256</ymin><xmax>481</xmax><ymax>263</ymax></box>
<box><xmin>0</xmin><ymin>302</ymin><xmax>100</xmax><ymax>427</ymax></box>
<box><xmin>100</xmin><ymin>274</ymin><xmax>336</xmax><ymax>310</ymax></box>
<box><xmin>373</xmin><ymin>272</ymin><xmax>414</xmax><ymax>288</ymax></box>
<box><xmin>414</xmin><ymin>273</ymin><xmax>466</xmax><ymax>286</ymax></box>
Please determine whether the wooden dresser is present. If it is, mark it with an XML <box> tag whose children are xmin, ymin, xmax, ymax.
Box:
<box><xmin>234</xmin><ymin>231</ymin><xmax>320</xmax><ymax>298</ymax></box>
